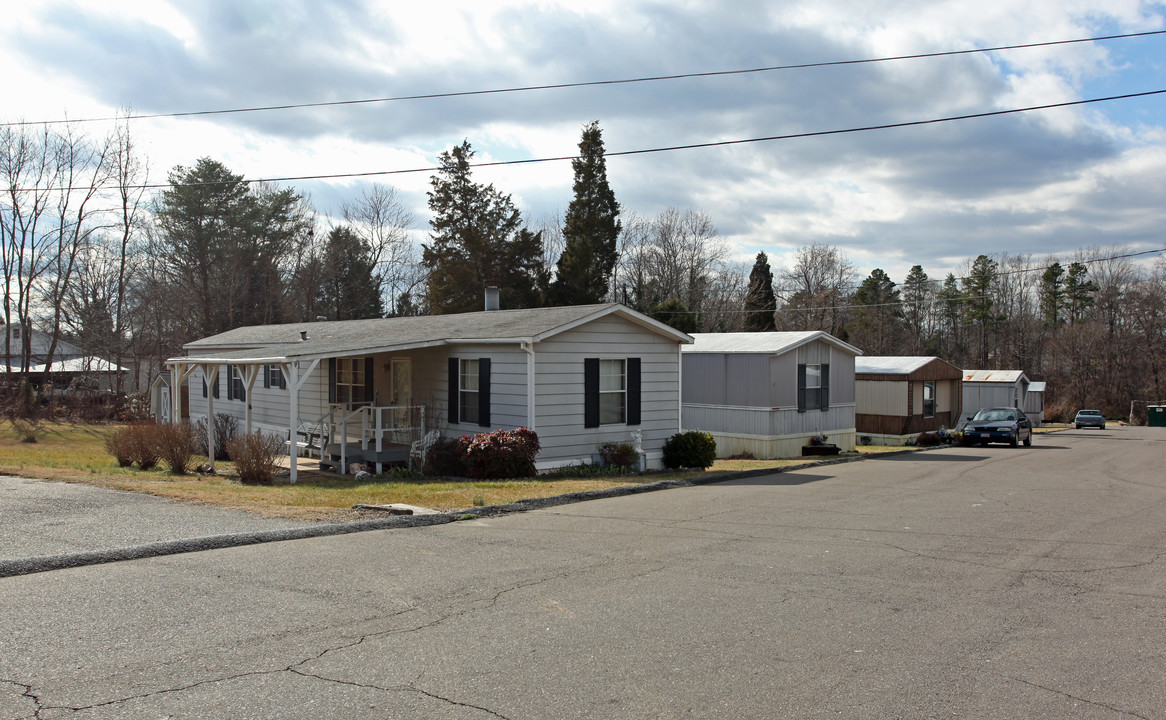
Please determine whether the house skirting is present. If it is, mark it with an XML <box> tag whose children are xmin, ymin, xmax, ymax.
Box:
<box><xmin>707</xmin><ymin>429</ymin><xmax>856</xmax><ymax>460</ymax></box>
<box><xmin>856</xmin><ymin>432</ymin><xmax>918</xmax><ymax>447</ymax></box>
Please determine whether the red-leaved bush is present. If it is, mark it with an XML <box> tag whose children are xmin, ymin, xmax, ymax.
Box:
<box><xmin>457</xmin><ymin>427</ymin><xmax>541</xmax><ymax>479</ymax></box>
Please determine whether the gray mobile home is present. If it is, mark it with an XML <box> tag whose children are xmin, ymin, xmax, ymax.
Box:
<box><xmin>961</xmin><ymin>369</ymin><xmax>1030</xmax><ymax>426</ymax></box>
<box><xmin>158</xmin><ymin>303</ymin><xmax>691</xmax><ymax>481</ymax></box>
<box><xmin>681</xmin><ymin>332</ymin><xmax>861</xmax><ymax>458</ymax></box>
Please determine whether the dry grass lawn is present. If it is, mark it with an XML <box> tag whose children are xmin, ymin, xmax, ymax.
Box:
<box><xmin>0</xmin><ymin>421</ymin><xmax>910</xmax><ymax>520</ymax></box>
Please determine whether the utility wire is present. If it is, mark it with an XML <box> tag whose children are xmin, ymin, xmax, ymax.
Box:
<box><xmin>5</xmin><ymin>29</ymin><xmax>1165</xmax><ymax>128</ymax></box>
<box><xmin>22</xmin><ymin>88</ymin><xmax>1163</xmax><ymax>193</ymax></box>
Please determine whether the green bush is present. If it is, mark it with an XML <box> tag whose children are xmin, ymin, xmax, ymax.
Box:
<box><xmin>598</xmin><ymin>441</ymin><xmax>638</xmax><ymax>468</ymax></box>
<box><xmin>662</xmin><ymin>430</ymin><xmax>716</xmax><ymax>469</ymax></box>
<box><xmin>225</xmin><ymin>431</ymin><xmax>285</xmax><ymax>485</ymax></box>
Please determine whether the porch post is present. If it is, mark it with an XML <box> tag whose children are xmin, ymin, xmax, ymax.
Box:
<box><xmin>242</xmin><ymin>364</ymin><xmax>260</xmax><ymax>435</ymax></box>
<box><xmin>288</xmin><ymin>361</ymin><xmax>300</xmax><ymax>485</ymax></box>
<box><xmin>170</xmin><ymin>363</ymin><xmax>180</xmax><ymax>425</ymax></box>
<box><xmin>204</xmin><ymin>364</ymin><xmax>219</xmax><ymax>472</ymax></box>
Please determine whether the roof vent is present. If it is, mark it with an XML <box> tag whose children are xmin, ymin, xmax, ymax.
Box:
<box><xmin>300</xmin><ymin>331</ymin><xmax>308</xmax><ymax>341</ymax></box>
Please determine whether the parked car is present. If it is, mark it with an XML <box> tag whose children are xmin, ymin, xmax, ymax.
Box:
<box><xmin>1074</xmin><ymin>409</ymin><xmax>1106</xmax><ymax>430</ymax></box>
<box><xmin>961</xmin><ymin>407</ymin><xmax>1033</xmax><ymax>447</ymax></box>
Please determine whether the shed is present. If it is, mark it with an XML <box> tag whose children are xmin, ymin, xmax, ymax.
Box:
<box><xmin>960</xmin><ymin>369</ymin><xmax>1030</xmax><ymax>427</ymax></box>
<box><xmin>1023</xmin><ymin>381</ymin><xmax>1047</xmax><ymax>427</ymax></box>
<box><xmin>855</xmin><ymin>356</ymin><xmax>963</xmax><ymax>445</ymax></box>
<box><xmin>157</xmin><ymin>303</ymin><xmax>691</xmax><ymax>481</ymax></box>
<box><xmin>681</xmin><ymin>331</ymin><xmax>861</xmax><ymax>459</ymax></box>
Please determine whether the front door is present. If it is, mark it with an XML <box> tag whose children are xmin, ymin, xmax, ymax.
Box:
<box><xmin>391</xmin><ymin>358</ymin><xmax>413</xmax><ymax>430</ymax></box>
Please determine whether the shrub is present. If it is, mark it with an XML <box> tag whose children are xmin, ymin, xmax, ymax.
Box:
<box><xmin>459</xmin><ymin>427</ymin><xmax>541</xmax><ymax>479</ymax></box>
<box><xmin>195</xmin><ymin>413</ymin><xmax>238</xmax><ymax>460</ymax></box>
<box><xmin>226</xmin><ymin>431</ymin><xmax>285</xmax><ymax>485</ymax></box>
<box><xmin>425</xmin><ymin>436</ymin><xmax>468</xmax><ymax>477</ymax></box>
<box><xmin>156</xmin><ymin>422</ymin><xmax>201</xmax><ymax>475</ymax></box>
<box><xmin>105</xmin><ymin>426</ymin><xmax>135</xmax><ymax>466</ymax></box>
<box><xmin>541</xmin><ymin>462</ymin><xmax>631</xmax><ymax>479</ymax></box>
<box><xmin>598</xmin><ymin>441</ymin><xmax>638</xmax><ymax>468</ymax></box>
<box><xmin>662</xmin><ymin>430</ymin><xmax>716</xmax><ymax>469</ymax></box>
<box><xmin>375</xmin><ymin>466</ymin><xmax>424</xmax><ymax>481</ymax></box>
<box><xmin>130</xmin><ymin>424</ymin><xmax>163</xmax><ymax>470</ymax></box>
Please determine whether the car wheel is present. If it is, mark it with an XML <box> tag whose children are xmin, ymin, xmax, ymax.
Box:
<box><xmin>1010</xmin><ymin>436</ymin><xmax>1018</xmax><ymax>447</ymax></box>
<box><xmin>1100</xmin><ymin>424</ymin><xmax>1106</xmax><ymax>430</ymax></box>
<box><xmin>1076</xmin><ymin>424</ymin><xmax>1082</xmax><ymax>429</ymax></box>
<box><xmin>1023</xmin><ymin>434</ymin><xmax>1032</xmax><ymax>447</ymax></box>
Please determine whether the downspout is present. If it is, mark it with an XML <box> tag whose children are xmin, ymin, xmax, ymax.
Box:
<box><xmin>677</xmin><ymin>344</ymin><xmax>684</xmax><ymax>433</ymax></box>
<box><xmin>521</xmin><ymin>341</ymin><xmax>536</xmax><ymax>431</ymax></box>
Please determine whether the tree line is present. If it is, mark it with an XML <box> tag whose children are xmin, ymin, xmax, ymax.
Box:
<box><xmin>3</xmin><ymin>117</ymin><xmax>1163</xmax><ymax>420</ymax></box>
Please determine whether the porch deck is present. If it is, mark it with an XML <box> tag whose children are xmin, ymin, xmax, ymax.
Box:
<box><xmin>319</xmin><ymin>442</ymin><xmax>411</xmax><ymax>472</ymax></box>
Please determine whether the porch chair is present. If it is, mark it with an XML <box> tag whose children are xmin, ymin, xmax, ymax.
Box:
<box><xmin>409</xmin><ymin>430</ymin><xmax>440</xmax><ymax>471</ymax></box>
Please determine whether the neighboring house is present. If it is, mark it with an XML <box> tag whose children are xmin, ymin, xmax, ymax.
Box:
<box><xmin>2</xmin><ymin>323</ymin><xmax>85</xmax><ymax>370</ymax></box>
<box><xmin>1023</xmin><ymin>381</ymin><xmax>1047</xmax><ymax>427</ymax></box>
<box><xmin>855</xmin><ymin>356</ymin><xmax>963</xmax><ymax>445</ymax></box>
<box><xmin>681</xmin><ymin>331</ymin><xmax>861</xmax><ymax>459</ymax></box>
<box><xmin>960</xmin><ymin>370</ymin><xmax>1030</xmax><ymax>426</ymax></box>
<box><xmin>157</xmin><ymin>303</ymin><xmax>691</xmax><ymax>481</ymax></box>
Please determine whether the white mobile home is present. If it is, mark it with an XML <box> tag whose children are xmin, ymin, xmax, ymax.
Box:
<box><xmin>681</xmin><ymin>331</ymin><xmax>861</xmax><ymax>459</ymax></box>
<box><xmin>158</xmin><ymin>303</ymin><xmax>691</xmax><ymax>481</ymax></box>
<box><xmin>961</xmin><ymin>369</ymin><xmax>1030</xmax><ymax>426</ymax></box>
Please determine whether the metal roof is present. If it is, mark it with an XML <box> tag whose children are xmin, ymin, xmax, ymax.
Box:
<box><xmin>1028</xmin><ymin>381</ymin><xmax>1047</xmax><ymax>392</ymax></box>
<box><xmin>0</xmin><ymin>356</ymin><xmax>128</xmax><ymax>373</ymax></box>
<box><xmin>171</xmin><ymin>303</ymin><xmax>691</xmax><ymax>365</ymax></box>
<box><xmin>682</xmin><ymin>331</ymin><xmax>862</xmax><ymax>356</ymax></box>
<box><xmin>855</xmin><ymin>356</ymin><xmax>942</xmax><ymax>375</ymax></box>
<box><xmin>963</xmin><ymin>369</ymin><xmax>1028</xmax><ymax>383</ymax></box>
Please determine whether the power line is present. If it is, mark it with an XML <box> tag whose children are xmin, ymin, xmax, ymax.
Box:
<box><xmin>5</xmin><ymin>29</ymin><xmax>1164</xmax><ymax>128</ymax></box>
<box><xmin>15</xmin><ymin>88</ymin><xmax>1166</xmax><ymax>194</ymax></box>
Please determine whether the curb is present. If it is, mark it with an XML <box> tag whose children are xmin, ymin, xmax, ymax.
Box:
<box><xmin>0</xmin><ymin>449</ymin><xmax>912</xmax><ymax>579</ymax></box>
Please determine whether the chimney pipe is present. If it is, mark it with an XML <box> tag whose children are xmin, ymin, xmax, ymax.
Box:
<box><xmin>484</xmin><ymin>282</ymin><xmax>500</xmax><ymax>311</ymax></box>
<box><xmin>300</xmin><ymin>331</ymin><xmax>308</xmax><ymax>341</ymax></box>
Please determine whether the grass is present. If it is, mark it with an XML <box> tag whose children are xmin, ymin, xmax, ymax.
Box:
<box><xmin>0</xmin><ymin>421</ymin><xmax>910</xmax><ymax>521</ymax></box>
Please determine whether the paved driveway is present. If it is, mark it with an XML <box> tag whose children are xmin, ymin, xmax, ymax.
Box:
<box><xmin>0</xmin><ymin>476</ymin><xmax>319</xmax><ymax>561</ymax></box>
<box><xmin>2</xmin><ymin>426</ymin><xmax>1164</xmax><ymax>719</ymax></box>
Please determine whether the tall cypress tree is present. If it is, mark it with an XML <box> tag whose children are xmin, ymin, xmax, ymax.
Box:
<box><xmin>318</xmin><ymin>226</ymin><xmax>384</xmax><ymax>320</ymax></box>
<box><xmin>744</xmin><ymin>251</ymin><xmax>777</xmax><ymax>331</ymax></box>
<box><xmin>550</xmin><ymin>122</ymin><xmax>621</xmax><ymax>305</ymax></box>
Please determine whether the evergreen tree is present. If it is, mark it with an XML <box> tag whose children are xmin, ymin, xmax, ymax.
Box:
<box><xmin>550</xmin><ymin>122</ymin><xmax>621</xmax><ymax>305</ymax></box>
<box><xmin>423</xmin><ymin>141</ymin><xmax>547</xmax><ymax>313</ymax></box>
<box><xmin>962</xmin><ymin>255</ymin><xmax>1000</xmax><ymax>366</ymax></box>
<box><xmin>901</xmin><ymin>265</ymin><xmax>931</xmax><ymax>353</ymax></box>
<box><xmin>743</xmin><ymin>251</ymin><xmax>777</xmax><ymax>331</ymax></box>
<box><xmin>649</xmin><ymin>298</ymin><xmax>699</xmax><ymax>333</ymax></box>
<box><xmin>935</xmin><ymin>273</ymin><xmax>965</xmax><ymax>360</ymax></box>
<box><xmin>1064</xmin><ymin>261</ymin><xmax>1098</xmax><ymax>324</ymax></box>
<box><xmin>1039</xmin><ymin>262</ymin><xmax>1066</xmax><ymax>327</ymax></box>
<box><xmin>849</xmin><ymin>268</ymin><xmax>903</xmax><ymax>354</ymax></box>
<box><xmin>318</xmin><ymin>226</ymin><xmax>384</xmax><ymax>321</ymax></box>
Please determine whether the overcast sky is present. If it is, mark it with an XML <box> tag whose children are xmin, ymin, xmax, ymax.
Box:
<box><xmin>5</xmin><ymin>0</ymin><xmax>1165</xmax><ymax>285</ymax></box>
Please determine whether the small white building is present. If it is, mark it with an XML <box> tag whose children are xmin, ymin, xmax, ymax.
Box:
<box><xmin>1023</xmin><ymin>381</ymin><xmax>1047</xmax><ymax>427</ymax></box>
<box><xmin>961</xmin><ymin>369</ymin><xmax>1030</xmax><ymax>426</ymax></box>
<box><xmin>681</xmin><ymin>331</ymin><xmax>861</xmax><ymax>459</ymax></box>
<box><xmin>156</xmin><ymin>303</ymin><xmax>691</xmax><ymax>481</ymax></box>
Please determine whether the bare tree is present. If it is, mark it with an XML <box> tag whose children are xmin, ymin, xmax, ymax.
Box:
<box><xmin>341</xmin><ymin>183</ymin><xmax>416</xmax><ymax>316</ymax></box>
<box><xmin>776</xmin><ymin>243</ymin><xmax>858</xmax><ymax>336</ymax></box>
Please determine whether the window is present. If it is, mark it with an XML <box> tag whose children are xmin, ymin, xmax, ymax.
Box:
<box><xmin>11</xmin><ymin>327</ymin><xmax>20</xmax><ymax>340</ymax></box>
<box><xmin>227</xmin><ymin>366</ymin><xmax>246</xmax><ymax>401</ymax></box>
<box><xmin>584</xmin><ymin>357</ymin><xmax>641</xmax><ymax>428</ymax></box>
<box><xmin>264</xmin><ymin>364</ymin><xmax>286</xmax><ymax>390</ymax></box>
<box><xmin>599</xmin><ymin>359</ymin><xmax>626</xmax><ymax>425</ymax></box>
<box><xmin>797</xmin><ymin>362</ymin><xmax>830</xmax><ymax>412</ymax></box>
<box><xmin>459</xmin><ymin>359</ymin><xmax>480</xmax><ymax>424</ymax></box>
<box><xmin>923</xmin><ymin>381</ymin><xmax>936</xmax><ymax>418</ymax></box>
<box><xmin>448</xmin><ymin>357</ymin><xmax>490</xmax><ymax>426</ymax></box>
<box><xmin>334</xmin><ymin>358</ymin><xmax>367</xmax><ymax>405</ymax></box>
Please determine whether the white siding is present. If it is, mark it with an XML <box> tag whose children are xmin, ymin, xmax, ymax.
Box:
<box><xmin>856</xmin><ymin>379</ymin><xmax>908</xmax><ymax>416</ymax></box>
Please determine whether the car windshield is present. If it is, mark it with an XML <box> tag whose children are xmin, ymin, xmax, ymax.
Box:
<box><xmin>973</xmin><ymin>409</ymin><xmax>1015</xmax><ymax>422</ymax></box>
<box><xmin>1078</xmin><ymin>410</ymin><xmax>1101</xmax><ymax>416</ymax></box>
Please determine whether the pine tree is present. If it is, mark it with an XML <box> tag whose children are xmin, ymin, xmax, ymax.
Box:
<box><xmin>318</xmin><ymin>226</ymin><xmax>384</xmax><ymax>320</ymax></box>
<box><xmin>550</xmin><ymin>122</ymin><xmax>621</xmax><ymax>305</ymax></box>
<box><xmin>743</xmin><ymin>251</ymin><xmax>777</xmax><ymax>331</ymax></box>
<box><xmin>1064</xmin><ymin>261</ymin><xmax>1098</xmax><ymax>324</ymax></box>
<box><xmin>849</xmin><ymin>269</ymin><xmax>903</xmax><ymax>354</ymax></box>
<box><xmin>422</xmin><ymin>141</ymin><xmax>547</xmax><ymax>313</ymax></box>
<box><xmin>1039</xmin><ymin>262</ymin><xmax>1066</xmax><ymax>327</ymax></box>
<box><xmin>901</xmin><ymin>265</ymin><xmax>932</xmax><ymax>353</ymax></box>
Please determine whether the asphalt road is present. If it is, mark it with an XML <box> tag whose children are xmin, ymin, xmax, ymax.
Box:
<box><xmin>2</xmin><ymin>426</ymin><xmax>1164</xmax><ymax>719</ymax></box>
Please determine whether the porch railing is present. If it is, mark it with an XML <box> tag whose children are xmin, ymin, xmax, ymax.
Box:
<box><xmin>319</xmin><ymin>403</ymin><xmax>426</xmax><ymax>473</ymax></box>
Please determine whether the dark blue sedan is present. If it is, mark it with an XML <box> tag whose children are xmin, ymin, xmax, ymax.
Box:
<box><xmin>961</xmin><ymin>407</ymin><xmax>1033</xmax><ymax>447</ymax></box>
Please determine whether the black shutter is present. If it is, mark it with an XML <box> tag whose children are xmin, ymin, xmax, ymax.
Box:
<box><xmin>227</xmin><ymin>367</ymin><xmax>236</xmax><ymax>400</ymax></box>
<box><xmin>263</xmin><ymin>365</ymin><xmax>270</xmax><ymax>389</ymax></box>
<box><xmin>212</xmin><ymin>369</ymin><xmax>219</xmax><ymax>399</ymax></box>
<box><xmin>328</xmin><ymin>358</ymin><xmax>336</xmax><ymax>404</ymax></box>
<box><xmin>820</xmin><ymin>362</ymin><xmax>830</xmax><ymax>410</ymax></box>
<box><xmin>584</xmin><ymin>358</ymin><xmax>600</xmax><ymax>428</ymax></box>
<box><xmin>627</xmin><ymin>358</ymin><xmax>641</xmax><ymax>426</ymax></box>
<box><xmin>479</xmin><ymin>358</ymin><xmax>491</xmax><ymax>427</ymax></box>
<box><xmin>202</xmin><ymin>376</ymin><xmax>207</xmax><ymax>398</ymax></box>
<box><xmin>364</xmin><ymin>357</ymin><xmax>374</xmax><ymax>403</ymax></box>
<box><xmin>448</xmin><ymin>357</ymin><xmax>459</xmax><ymax>424</ymax></box>
<box><xmin>797</xmin><ymin>363</ymin><xmax>806</xmax><ymax>413</ymax></box>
